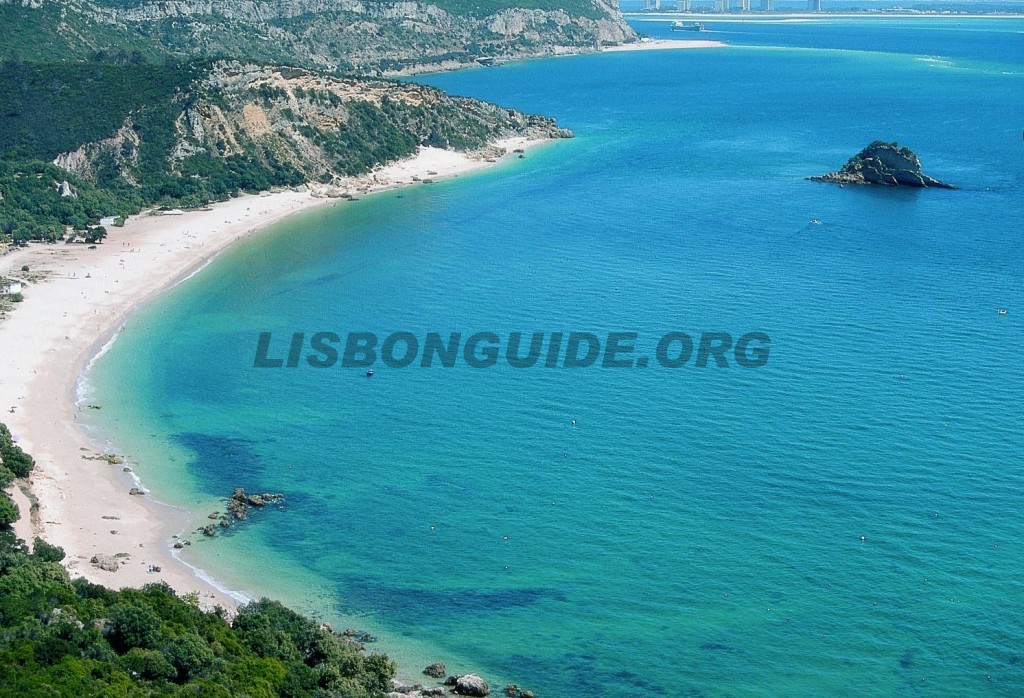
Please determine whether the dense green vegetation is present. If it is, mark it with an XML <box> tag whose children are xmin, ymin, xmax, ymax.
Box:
<box><xmin>0</xmin><ymin>421</ymin><xmax>397</xmax><ymax>696</ymax></box>
<box><xmin>0</xmin><ymin>159</ymin><xmax>142</xmax><ymax>243</ymax></box>
<box><xmin>0</xmin><ymin>3</ymin><xmax>168</xmax><ymax>65</ymax></box>
<box><xmin>0</xmin><ymin>423</ymin><xmax>34</xmax><ymax>485</ymax></box>
<box><xmin>0</xmin><ymin>59</ymin><xmax>194</xmax><ymax>161</ymax></box>
<box><xmin>376</xmin><ymin>0</ymin><xmax>606</xmax><ymax>18</ymax></box>
<box><xmin>0</xmin><ymin>1</ymin><xmax>620</xmax><ymax>73</ymax></box>
<box><xmin>0</xmin><ymin>57</ymin><xmax>555</xmax><ymax>245</ymax></box>
<box><xmin>83</xmin><ymin>0</ymin><xmax>607</xmax><ymax>19</ymax></box>
<box><xmin>0</xmin><ymin>60</ymin><xmax>314</xmax><ymax>244</ymax></box>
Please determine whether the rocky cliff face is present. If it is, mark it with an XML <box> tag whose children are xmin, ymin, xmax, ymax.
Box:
<box><xmin>3</xmin><ymin>0</ymin><xmax>637</xmax><ymax>73</ymax></box>
<box><xmin>810</xmin><ymin>141</ymin><xmax>954</xmax><ymax>189</ymax></box>
<box><xmin>53</xmin><ymin>119</ymin><xmax>142</xmax><ymax>185</ymax></box>
<box><xmin>53</xmin><ymin>61</ymin><xmax>572</xmax><ymax>187</ymax></box>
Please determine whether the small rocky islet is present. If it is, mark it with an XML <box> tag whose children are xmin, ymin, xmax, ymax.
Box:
<box><xmin>198</xmin><ymin>487</ymin><xmax>284</xmax><ymax>537</ymax></box>
<box><xmin>810</xmin><ymin>140</ymin><xmax>954</xmax><ymax>188</ymax></box>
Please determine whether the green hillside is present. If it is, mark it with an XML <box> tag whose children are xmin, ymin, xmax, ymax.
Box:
<box><xmin>0</xmin><ymin>1</ymin><xmax>632</xmax><ymax>70</ymax></box>
<box><xmin>0</xmin><ymin>60</ymin><xmax>569</xmax><ymax>244</ymax></box>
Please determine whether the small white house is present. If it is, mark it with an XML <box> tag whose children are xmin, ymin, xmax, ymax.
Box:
<box><xmin>100</xmin><ymin>216</ymin><xmax>118</xmax><ymax>227</ymax></box>
<box><xmin>2</xmin><ymin>280</ymin><xmax>23</xmax><ymax>295</ymax></box>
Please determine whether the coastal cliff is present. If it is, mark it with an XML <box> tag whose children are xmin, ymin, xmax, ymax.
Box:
<box><xmin>52</xmin><ymin>61</ymin><xmax>571</xmax><ymax>190</ymax></box>
<box><xmin>0</xmin><ymin>0</ymin><xmax>637</xmax><ymax>73</ymax></box>
<box><xmin>1</xmin><ymin>59</ymin><xmax>571</xmax><ymax>242</ymax></box>
<box><xmin>810</xmin><ymin>141</ymin><xmax>954</xmax><ymax>189</ymax></box>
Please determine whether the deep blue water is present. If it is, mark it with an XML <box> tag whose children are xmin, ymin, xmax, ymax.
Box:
<box><xmin>91</xmin><ymin>19</ymin><xmax>1024</xmax><ymax>696</ymax></box>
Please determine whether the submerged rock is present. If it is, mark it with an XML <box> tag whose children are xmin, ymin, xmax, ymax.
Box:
<box><xmin>423</xmin><ymin>662</ymin><xmax>446</xmax><ymax>678</ymax></box>
<box><xmin>503</xmin><ymin>687</ymin><xmax>535</xmax><ymax>698</ymax></box>
<box><xmin>810</xmin><ymin>141</ymin><xmax>954</xmax><ymax>188</ymax></box>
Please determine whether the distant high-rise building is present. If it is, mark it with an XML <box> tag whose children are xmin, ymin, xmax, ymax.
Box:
<box><xmin>741</xmin><ymin>0</ymin><xmax>751</xmax><ymax>10</ymax></box>
<box><xmin>761</xmin><ymin>0</ymin><xmax>774</xmax><ymax>10</ymax></box>
<box><xmin>715</xmin><ymin>0</ymin><xmax>728</xmax><ymax>11</ymax></box>
<box><xmin>678</xmin><ymin>0</ymin><xmax>691</xmax><ymax>11</ymax></box>
<box><xmin>642</xmin><ymin>0</ymin><xmax>663</xmax><ymax>9</ymax></box>
<box><xmin>807</xmin><ymin>0</ymin><xmax>822</xmax><ymax>10</ymax></box>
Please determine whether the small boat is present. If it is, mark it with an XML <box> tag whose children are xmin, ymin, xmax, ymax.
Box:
<box><xmin>366</xmin><ymin>369</ymin><xmax>375</xmax><ymax>377</ymax></box>
<box><xmin>997</xmin><ymin>308</ymin><xmax>1008</xmax><ymax>315</ymax></box>
<box><xmin>671</xmin><ymin>21</ymin><xmax>706</xmax><ymax>32</ymax></box>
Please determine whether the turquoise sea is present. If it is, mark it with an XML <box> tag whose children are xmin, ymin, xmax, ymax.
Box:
<box><xmin>89</xmin><ymin>19</ymin><xmax>1024</xmax><ymax>696</ymax></box>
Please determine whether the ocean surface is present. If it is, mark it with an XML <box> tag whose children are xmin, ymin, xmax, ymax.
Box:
<box><xmin>89</xmin><ymin>19</ymin><xmax>1024</xmax><ymax>696</ymax></box>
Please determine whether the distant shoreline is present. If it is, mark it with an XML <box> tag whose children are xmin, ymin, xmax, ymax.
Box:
<box><xmin>604</xmin><ymin>38</ymin><xmax>728</xmax><ymax>51</ymax></box>
<box><xmin>0</xmin><ymin>137</ymin><xmax>551</xmax><ymax>613</ymax></box>
<box><xmin>625</xmin><ymin>12</ymin><xmax>1024</xmax><ymax>19</ymax></box>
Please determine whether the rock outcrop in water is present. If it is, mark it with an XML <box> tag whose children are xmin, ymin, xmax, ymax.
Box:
<box><xmin>423</xmin><ymin>662</ymin><xmax>447</xmax><ymax>678</ymax></box>
<box><xmin>810</xmin><ymin>141</ymin><xmax>954</xmax><ymax>189</ymax></box>
<box><xmin>200</xmin><ymin>487</ymin><xmax>285</xmax><ymax>537</ymax></box>
<box><xmin>453</xmin><ymin>674</ymin><xmax>491</xmax><ymax>696</ymax></box>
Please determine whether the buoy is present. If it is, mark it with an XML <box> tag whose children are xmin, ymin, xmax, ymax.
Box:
<box><xmin>571</xmin><ymin>419</ymin><xmax>576</xmax><ymax>426</ymax></box>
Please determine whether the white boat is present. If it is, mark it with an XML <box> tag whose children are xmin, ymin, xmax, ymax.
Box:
<box><xmin>671</xmin><ymin>21</ymin><xmax>706</xmax><ymax>32</ymax></box>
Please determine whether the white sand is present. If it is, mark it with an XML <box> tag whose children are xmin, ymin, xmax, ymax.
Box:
<box><xmin>0</xmin><ymin>137</ymin><xmax>547</xmax><ymax>610</ymax></box>
<box><xmin>603</xmin><ymin>39</ymin><xmax>727</xmax><ymax>52</ymax></box>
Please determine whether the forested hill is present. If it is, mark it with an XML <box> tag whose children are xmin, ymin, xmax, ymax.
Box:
<box><xmin>0</xmin><ymin>59</ymin><xmax>570</xmax><ymax>243</ymax></box>
<box><xmin>0</xmin><ymin>0</ymin><xmax>637</xmax><ymax>73</ymax></box>
<box><xmin>0</xmin><ymin>1</ymin><xmax>629</xmax><ymax>242</ymax></box>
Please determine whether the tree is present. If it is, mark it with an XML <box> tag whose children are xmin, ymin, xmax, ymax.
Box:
<box><xmin>84</xmin><ymin>226</ymin><xmax>107</xmax><ymax>244</ymax></box>
<box><xmin>120</xmin><ymin>647</ymin><xmax>176</xmax><ymax>681</ymax></box>
<box><xmin>109</xmin><ymin>604</ymin><xmax>164</xmax><ymax>652</ymax></box>
<box><xmin>33</xmin><ymin>537</ymin><xmax>65</xmax><ymax>563</ymax></box>
<box><xmin>0</xmin><ymin>494</ymin><xmax>18</xmax><ymax>528</ymax></box>
<box><xmin>166</xmin><ymin>632</ymin><xmax>215</xmax><ymax>680</ymax></box>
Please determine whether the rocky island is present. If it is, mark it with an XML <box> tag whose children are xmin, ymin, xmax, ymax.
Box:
<box><xmin>810</xmin><ymin>141</ymin><xmax>954</xmax><ymax>189</ymax></box>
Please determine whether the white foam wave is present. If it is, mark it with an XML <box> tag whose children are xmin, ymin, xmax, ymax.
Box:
<box><xmin>169</xmin><ymin>546</ymin><xmax>253</xmax><ymax>605</ymax></box>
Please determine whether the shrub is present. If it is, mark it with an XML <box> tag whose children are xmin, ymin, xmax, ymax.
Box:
<box><xmin>109</xmin><ymin>604</ymin><xmax>165</xmax><ymax>652</ymax></box>
<box><xmin>166</xmin><ymin>632</ymin><xmax>215</xmax><ymax>680</ymax></box>
<box><xmin>33</xmin><ymin>537</ymin><xmax>65</xmax><ymax>563</ymax></box>
<box><xmin>0</xmin><ymin>495</ymin><xmax>18</xmax><ymax>528</ymax></box>
<box><xmin>121</xmin><ymin>647</ymin><xmax>176</xmax><ymax>681</ymax></box>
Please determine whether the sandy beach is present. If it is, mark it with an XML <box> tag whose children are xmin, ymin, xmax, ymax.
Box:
<box><xmin>0</xmin><ymin>137</ymin><xmax>545</xmax><ymax>610</ymax></box>
<box><xmin>602</xmin><ymin>38</ymin><xmax>727</xmax><ymax>52</ymax></box>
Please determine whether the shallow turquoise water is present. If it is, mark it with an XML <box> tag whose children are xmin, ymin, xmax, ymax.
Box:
<box><xmin>90</xmin><ymin>20</ymin><xmax>1024</xmax><ymax>696</ymax></box>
